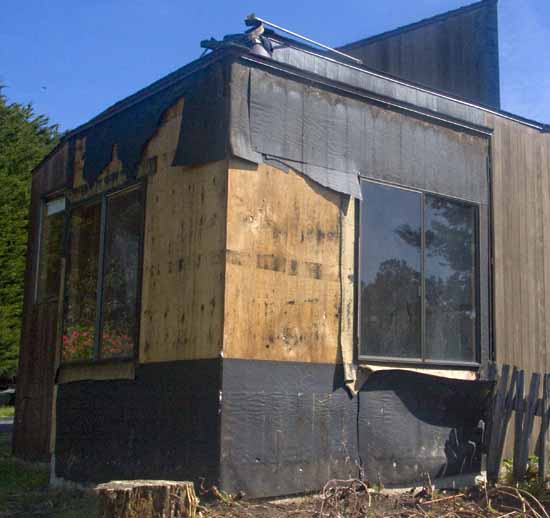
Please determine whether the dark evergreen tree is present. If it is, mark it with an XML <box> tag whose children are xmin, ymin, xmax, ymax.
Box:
<box><xmin>0</xmin><ymin>88</ymin><xmax>59</xmax><ymax>379</ymax></box>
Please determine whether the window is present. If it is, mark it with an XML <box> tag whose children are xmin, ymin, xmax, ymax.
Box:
<box><xmin>358</xmin><ymin>180</ymin><xmax>478</xmax><ymax>364</ymax></box>
<box><xmin>36</xmin><ymin>197</ymin><xmax>66</xmax><ymax>303</ymax></box>
<box><xmin>62</xmin><ymin>186</ymin><xmax>144</xmax><ymax>362</ymax></box>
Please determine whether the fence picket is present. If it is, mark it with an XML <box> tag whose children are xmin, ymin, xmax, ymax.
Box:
<box><xmin>539</xmin><ymin>373</ymin><xmax>550</xmax><ymax>482</ymax></box>
<box><xmin>516</xmin><ymin>373</ymin><xmax>540</xmax><ymax>480</ymax></box>
<box><xmin>487</xmin><ymin>364</ymin><xmax>510</xmax><ymax>481</ymax></box>
<box><xmin>513</xmin><ymin>369</ymin><xmax>525</xmax><ymax>481</ymax></box>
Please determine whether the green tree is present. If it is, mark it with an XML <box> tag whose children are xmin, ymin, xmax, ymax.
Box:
<box><xmin>0</xmin><ymin>88</ymin><xmax>59</xmax><ymax>380</ymax></box>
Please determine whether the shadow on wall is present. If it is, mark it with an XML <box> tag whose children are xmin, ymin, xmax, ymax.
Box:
<box><xmin>357</xmin><ymin>369</ymin><xmax>493</xmax><ymax>486</ymax></box>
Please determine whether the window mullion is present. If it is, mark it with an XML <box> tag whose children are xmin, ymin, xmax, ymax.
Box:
<box><xmin>93</xmin><ymin>195</ymin><xmax>108</xmax><ymax>361</ymax></box>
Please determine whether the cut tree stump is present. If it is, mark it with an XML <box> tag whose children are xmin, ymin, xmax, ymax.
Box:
<box><xmin>96</xmin><ymin>480</ymin><xmax>199</xmax><ymax>518</ymax></box>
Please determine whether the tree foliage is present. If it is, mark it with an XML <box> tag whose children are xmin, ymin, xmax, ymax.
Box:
<box><xmin>0</xmin><ymin>88</ymin><xmax>59</xmax><ymax>379</ymax></box>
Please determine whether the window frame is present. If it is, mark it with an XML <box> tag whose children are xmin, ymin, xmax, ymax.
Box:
<box><xmin>356</xmin><ymin>177</ymin><xmax>481</xmax><ymax>368</ymax></box>
<box><xmin>61</xmin><ymin>181</ymin><xmax>146</xmax><ymax>365</ymax></box>
<box><xmin>34</xmin><ymin>192</ymin><xmax>67</xmax><ymax>305</ymax></box>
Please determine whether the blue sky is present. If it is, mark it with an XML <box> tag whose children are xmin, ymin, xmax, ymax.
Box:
<box><xmin>1</xmin><ymin>0</ymin><xmax>548</xmax><ymax>131</ymax></box>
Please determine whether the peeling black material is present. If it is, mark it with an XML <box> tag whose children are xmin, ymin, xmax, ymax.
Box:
<box><xmin>75</xmin><ymin>62</ymin><xmax>228</xmax><ymax>186</ymax></box>
<box><xmin>219</xmin><ymin>359</ymin><xmax>492</xmax><ymax>496</ymax></box>
<box><xmin>55</xmin><ymin>360</ymin><xmax>221</xmax><ymax>485</ymax></box>
<box><xmin>358</xmin><ymin>369</ymin><xmax>493</xmax><ymax>486</ymax></box>
<box><xmin>55</xmin><ymin>358</ymin><xmax>493</xmax><ymax>496</ymax></box>
<box><xmin>229</xmin><ymin>63</ymin><xmax>490</xmax><ymax>201</ymax></box>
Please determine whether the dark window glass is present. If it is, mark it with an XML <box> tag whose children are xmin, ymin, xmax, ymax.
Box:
<box><xmin>424</xmin><ymin>196</ymin><xmax>477</xmax><ymax>362</ymax></box>
<box><xmin>37</xmin><ymin>198</ymin><xmax>65</xmax><ymax>302</ymax></box>
<box><xmin>100</xmin><ymin>189</ymin><xmax>143</xmax><ymax>359</ymax></box>
<box><xmin>62</xmin><ymin>203</ymin><xmax>101</xmax><ymax>362</ymax></box>
<box><xmin>359</xmin><ymin>181</ymin><xmax>422</xmax><ymax>358</ymax></box>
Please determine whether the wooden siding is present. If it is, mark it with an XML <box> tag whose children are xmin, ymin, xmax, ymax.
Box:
<box><xmin>139</xmin><ymin>99</ymin><xmax>227</xmax><ymax>363</ymax></box>
<box><xmin>339</xmin><ymin>0</ymin><xmax>500</xmax><ymax>108</ymax></box>
<box><xmin>13</xmin><ymin>145</ymin><xmax>68</xmax><ymax>460</ymax></box>
<box><xmin>488</xmin><ymin>117</ymin><xmax>550</xmax><ymax>376</ymax></box>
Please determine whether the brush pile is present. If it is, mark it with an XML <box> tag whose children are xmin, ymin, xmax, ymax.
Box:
<box><xmin>200</xmin><ymin>479</ymin><xmax>550</xmax><ymax>518</ymax></box>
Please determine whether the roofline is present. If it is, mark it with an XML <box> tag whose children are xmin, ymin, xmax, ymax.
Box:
<box><xmin>268</xmin><ymin>33</ymin><xmax>547</xmax><ymax>131</ymax></box>
<box><xmin>32</xmin><ymin>47</ymin><xmax>236</xmax><ymax>175</ymax></box>
<box><xmin>239</xmin><ymin>54</ymin><xmax>495</xmax><ymax>138</ymax></box>
<box><xmin>34</xmin><ymin>22</ymin><xmax>550</xmax><ymax>174</ymax></box>
<box><xmin>338</xmin><ymin>0</ymin><xmax>497</xmax><ymax>51</ymax></box>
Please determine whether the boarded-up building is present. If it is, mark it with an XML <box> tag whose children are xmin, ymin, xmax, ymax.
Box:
<box><xmin>13</xmin><ymin>0</ymin><xmax>550</xmax><ymax>497</ymax></box>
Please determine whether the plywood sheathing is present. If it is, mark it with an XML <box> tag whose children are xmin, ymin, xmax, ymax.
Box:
<box><xmin>223</xmin><ymin>160</ymin><xmax>343</xmax><ymax>364</ymax></box>
<box><xmin>139</xmin><ymin>98</ymin><xmax>227</xmax><ymax>363</ymax></box>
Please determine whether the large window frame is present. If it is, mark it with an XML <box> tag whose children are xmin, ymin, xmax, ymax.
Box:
<box><xmin>357</xmin><ymin>178</ymin><xmax>481</xmax><ymax>368</ymax></box>
<box><xmin>61</xmin><ymin>182</ymin><xmax>145</xmax><ymax>365</ymax></box>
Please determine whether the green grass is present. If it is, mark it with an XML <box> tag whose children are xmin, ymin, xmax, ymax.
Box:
<box><xmin>0</xmin><ymin>431</ymin><xmax>99</xmax><ymax>517</ymax></box>
<box><xmin>0</xmin><ymin>405</ymin><xmax>15</xmax><ymax>418</ymax></box>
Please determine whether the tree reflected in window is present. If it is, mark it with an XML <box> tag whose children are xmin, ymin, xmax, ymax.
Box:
<box><xmin>61</xmin><ymin>186</ymin><xmax>144</xmax><ymax>363</ymax></box>
<box><xmin>359</xmin><ymin>180</ymin><xmax>478</xmax><ymax>363</ymax></box>
<box><xmin>63</xmin><ymin>203</ymin><xmax>100</xmax><ymax>361</ymax></box>
<box><xmin>360</xmin><ymin>181</ymin><xmax>422</xmax><ymax>358</ymax></box>
<box><xmin>100</xmin><ymin>189</ymin><xmax>143</xmax><ymax>359</ymax></box>
<box><xmin>37</xmin><ymin>198</ymin><xmax>65</xmax><ymax>303</ymax></box>
<box><xmin>424</xmin><ymin>196</ymin><xmax>476</xmax><ymax>362</ymax></box>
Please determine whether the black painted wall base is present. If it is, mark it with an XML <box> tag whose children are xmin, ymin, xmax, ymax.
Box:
<box><xmin>55</xmin><ymin>360</ymin><xmax>221</xmax><ymax>485</ymax></box>
<box><xmin>55</xmin><ymin>358</ymin><xmax>493</xmax><ymax>497</ymax></box>
<box><xmin>220</xmin><ymin>360</ymin><xmax>359</xmax><ymax>497</ymax></box>
<box><xmin>219</xmin><ymin>360</ymin><xmax>492</xmax><ymax>496</ymax></box>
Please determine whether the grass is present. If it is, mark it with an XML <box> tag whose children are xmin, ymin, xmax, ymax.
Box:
<box><xmin>0</xmin><ymin>431</ymin><xmax>98</xmax><ymax>517</ymax></box>
<box><xmin>0</xmin><ymin>406</ymin><xmax>14</xmax><ymax>418</ymax></box>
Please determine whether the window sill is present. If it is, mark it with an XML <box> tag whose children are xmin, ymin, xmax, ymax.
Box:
<box><xmin>57</xmin><ymin>359</ymin><xmax>135</xmax><ymax>384</ymax></box>
<box><xmin>357</xmin><ymin>357</ymin><xmax>479</xmax><ymax>381</ymax></box>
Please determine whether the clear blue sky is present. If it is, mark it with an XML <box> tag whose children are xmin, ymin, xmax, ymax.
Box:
<box><xmin>1</xmin><ymin>0</ymin><xmax>548</xmax><ymax>131</ymax></box>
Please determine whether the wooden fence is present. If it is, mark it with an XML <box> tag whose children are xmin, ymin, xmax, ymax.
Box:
<box><xmin>487</xmin><ymin>365</ymin><xmax>550</xmax><ymax>483</ymax></box>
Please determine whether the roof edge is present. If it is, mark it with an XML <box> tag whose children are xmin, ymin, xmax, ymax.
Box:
<box><xmin>32</xmin><ymin>46</ymin><xmax>240</xmax><ymax>175</ymax></box>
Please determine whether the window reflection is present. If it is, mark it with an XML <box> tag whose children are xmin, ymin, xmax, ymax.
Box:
<box><xmin>424</xmin><ymin>196</ymin><xmax>476</xmax><ymax>362</ymax></box>
<box><xmin>37</xmin><ymin>198</ymin><xmax>65</xmax><ymax>303</ymax></box>
<box><xmin>63</xmin><ymin>203</ymin><xmax>101</xmax><ymax>362</ymax></box>
<box><xmin>100</xmin><ymin>189</ymin><xmax>143</xmax><ymax>359</ymax></box>
<box><xmin>360</xmin><ymin>181</ymin><xmax>422</xmax><ymax>358</ymax></box>
<box><xmin>359</xmin><ymin>180</ymin><xmax>479</xmax><ymax>363</ymax></box>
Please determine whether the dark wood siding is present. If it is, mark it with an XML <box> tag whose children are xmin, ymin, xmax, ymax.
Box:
<box><xmin>339</xmin><ymin>0</ymin><xmax>500</xmax><ymax>109</ymax></box>
<box><xmin>13</xmin><ymin>143</ymin><xmax>69</xmax><ymax>461</ymax></box>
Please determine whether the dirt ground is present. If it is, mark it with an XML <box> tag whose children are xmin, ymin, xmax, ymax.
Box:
<box><xmin>201</xmin><ymin>480</ymin><xmax>550</xmax><ymax>518</ymax></box>
<box><xmin>2</xmin><ymin>429</ymin><xmax>550</xmax><ymax>517</ymax></box>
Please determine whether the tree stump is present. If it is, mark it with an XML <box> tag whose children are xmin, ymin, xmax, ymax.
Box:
<box><xmin>96</xmin><ymin>480</ymin><xmax>199</xmax><ymax>518</ymax></box>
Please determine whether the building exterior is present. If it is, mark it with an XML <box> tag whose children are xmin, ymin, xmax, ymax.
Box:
<box><xmin>13</xmin><ymin>0</ymin><xmax>550</xmax><ymax>498</ymax></box>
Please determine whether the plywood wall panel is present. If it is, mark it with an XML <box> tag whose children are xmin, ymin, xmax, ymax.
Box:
<box><xmin>138</xmin><ymin>99</ymin><xmax>227</xmax><ymax>362</ymax></box>
<box><xmin>223</xmin><ymin>161</ymin><xmax>343</xmax><ymax>364</ymax></box>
